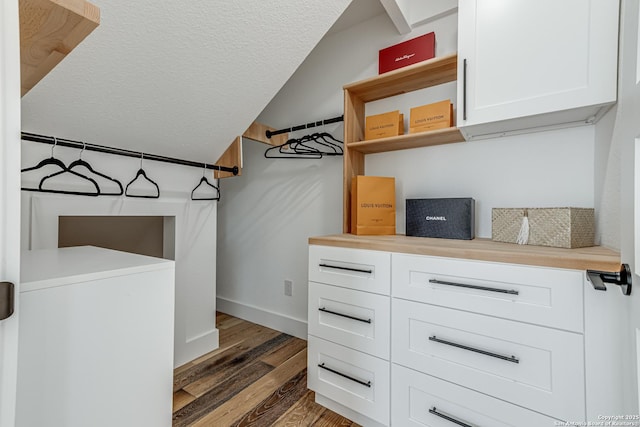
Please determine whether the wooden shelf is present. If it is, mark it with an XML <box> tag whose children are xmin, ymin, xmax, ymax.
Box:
<box><xmin>342</xmin><ymin>54</ymin><xmax>462</xmax><ymax>232</ymax></box>
<box><xmin>20</xmin><ymin>0</ymin><xmax>100</xmax><ymax>96</ymax></box>
<box><xmin>309</xmin><ymin>234</ymin><xmax>622</xmax><ymax>272</ymax></box>
<box><xmin>347</xmin><ymin>127</ymin><xmax>464</xmax><ymax>154</ymax></box>
<box><xmin>343</xmin><ymin>53</ymin><xmax>458</xmax><ymax>103</ymax></box>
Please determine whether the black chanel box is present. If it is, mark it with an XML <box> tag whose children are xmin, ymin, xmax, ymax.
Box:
<box><xmin>406</xmin><ymin>198</ymin><xmax>475</xmax><ymax>240</ymax></box>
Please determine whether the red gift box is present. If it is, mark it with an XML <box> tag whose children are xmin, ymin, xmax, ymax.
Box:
<box><xmin>378</xmin><ymin>32</ymin><xmax>435</xmax><ymax>74</ymax></box>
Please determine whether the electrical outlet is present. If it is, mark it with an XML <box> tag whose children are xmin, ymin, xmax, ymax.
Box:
<box><xmin>284</xmin><ymin>280</ymin><xmax>293</xmax><ymax>296</ymax></box>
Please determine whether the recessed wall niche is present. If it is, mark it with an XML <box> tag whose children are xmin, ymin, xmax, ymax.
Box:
<box><xmin>58</xmin><ymin>216</ymin><xmax>175</xmax><ymax>260</ymax></box>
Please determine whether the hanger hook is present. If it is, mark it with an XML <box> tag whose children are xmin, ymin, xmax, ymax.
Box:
<box><xmin>140</xmin><ymin>152</ymin><xmax>144</xmax><ymax>169</ymax></box>
<box><xmin>80</xmin><ymin>141</ymin><xmax>86</xmax><ymax>160</ymax></box>
<box><xmin>51</xmin><ymin>137</ymin><xmax>57</xmax><ymax>157</ymax></box>
<box><xmin>203</xmin><ymin>163</ymin><xmax>206</xmax><ymax>177</ymax></box>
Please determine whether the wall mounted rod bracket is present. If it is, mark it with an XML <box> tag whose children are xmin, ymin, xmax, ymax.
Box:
<box><xmin>586</xmin><ymin>264</ymin><xmax>632</xmax><ymax>296</ymax></box>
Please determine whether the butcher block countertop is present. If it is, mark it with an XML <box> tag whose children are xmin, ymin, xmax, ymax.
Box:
<box><xmin>308</xmin><ymin>234</ymin><xmax>621</xmax><ymax>272</ymax></box>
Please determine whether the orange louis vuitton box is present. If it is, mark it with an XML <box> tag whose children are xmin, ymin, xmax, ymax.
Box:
<box><xmin>364</xmin><ymin>110</ymin><xmax>404</xmax><ymax>140</ymax></box>
<box><xmin>351</xmin><ymin>176</ymin><xmax>396</xmax><ymax>235</ymax></box>
<box><xmin>409</xmin><ymin>100</ymin><xmax>453</xmax><ymax>133</ymax></box>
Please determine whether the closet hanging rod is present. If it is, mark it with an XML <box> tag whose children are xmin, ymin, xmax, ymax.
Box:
<box><xmin>21</xmin><ymin>132</ymin><xmax>239</xmax><ymax>175</ymax></box>
<box><xmin>265</xmin><ymin>115</ymin><xmax>344</xmax><ymax>138</ymax></box>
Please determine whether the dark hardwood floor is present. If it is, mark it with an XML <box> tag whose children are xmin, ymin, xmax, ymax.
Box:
<box><xmin>173</xmin><ymin>312</ymin><xmax>360</xmax><ymax>426</ymax></box>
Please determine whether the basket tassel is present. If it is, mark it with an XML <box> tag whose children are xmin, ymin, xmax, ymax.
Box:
<box><xmin>516</xmin><ymin>210</ymin><xmax>529</xmax><ymax>245</ymax></box>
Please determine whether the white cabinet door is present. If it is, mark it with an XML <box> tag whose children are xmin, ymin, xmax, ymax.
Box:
<box><xmin>614</xmin><ymin>0</ymin><xmax>640</xmax><ymax>418</ymax></box>
<box><xmin>0</xmin><ymin>1</ymin><xmax>21</xmax><ymax>426</ymax></box>
<box><xmin>457</xmin><ymin>0</ymin><xmax>619</xmax><ymax>139</ymax></box>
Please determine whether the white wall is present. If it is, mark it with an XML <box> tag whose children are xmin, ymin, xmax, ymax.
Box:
<box><xmin>21</xmin><ymin>141</ymin><xmax>220</xmax><ymax>367</ymax></box>
<box><xmin>217</xmin><ymin>137</ymin><xmax>343</xmax><ymax>337</ymax></box>
<box><xmin>217</xmin><ymin>11</ymin><xmax>600</xmax><ymax>334</ymax></box>
<box><xmin>594</xmin><ymin>106</ymin><xmax>621</xmax><ymax>249</ymax></box>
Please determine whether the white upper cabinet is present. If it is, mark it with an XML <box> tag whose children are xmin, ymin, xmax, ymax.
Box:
<box><xmin>457</xmin><ymin>0</ymin><xmax>619</xmax><ymax>139</ymax></box>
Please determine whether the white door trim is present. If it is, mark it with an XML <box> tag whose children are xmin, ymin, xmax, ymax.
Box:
<box><xmin>0</xmin><ymin>0</ymin><xmax>22</xmax><ymax>425</ymax></box>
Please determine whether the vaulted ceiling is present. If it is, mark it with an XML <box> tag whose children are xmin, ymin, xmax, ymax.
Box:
<box><xmin>20</xmin><ymin>0</ymin><xmax>352</xmax><ymax>162</ymax></box>
<box><xmin>20</xmin><ymin>0</ymin><xmax>454</xmax><ymax>163</ymax></box>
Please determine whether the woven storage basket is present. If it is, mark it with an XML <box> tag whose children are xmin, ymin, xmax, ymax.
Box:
<box><xmin>491</xmin><ymin>208</ymin><xmax>525</xmax><ymax>244</ymax></box>
<box><xmin>492</xmin><ymin>207</ymin><xmax>595</xmax><ymax>248</ymax></box>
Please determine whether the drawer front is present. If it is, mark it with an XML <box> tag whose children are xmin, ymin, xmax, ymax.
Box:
<box><xmin>392</xmin><ymin>253</ymin><xmax>584</xmax><ymax>332</ymax></box>
<box><xmin>309</xmin><ymin>245</ymin><xmax>390</xmax><ymax>295</ymax></box>
<box><xmin>307</xmin><ymin>336</ymin><xmax>390</xmax><ymax>425</ymax></box>
<box><xmin>392</xmin><ymin>299</ymin><xmax>585</xmax><ymax>421</ymax></box>
<box><xmin>308</xmin><ymin>282</ymin><xmax>390</xmax><ymax>359</ymax></box>
<box><xmin>391</xmin><ymin>364</ymin><xmax>562</xmax><ymax>426</ymax></box>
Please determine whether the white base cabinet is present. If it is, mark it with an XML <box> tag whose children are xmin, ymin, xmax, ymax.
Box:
<box><xmin>16</xmin><ymin>247</ymin><xmax>175</xmax><ymax>427</ymax></box>
<box><xmin>308</xmin><ymin>243</ymin><xmax>624</xmax><ymax>426</ymax></box>
<box><xmin>308</xmin><ymin>245</ymin><xmax>391</xmax><ymax>426</ymax></box>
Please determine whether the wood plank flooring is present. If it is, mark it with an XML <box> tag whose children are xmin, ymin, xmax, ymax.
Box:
<box><xmin>173</xmin><ymin>312</ymin><xmax>360</xmax><ymax>427</ymax></box>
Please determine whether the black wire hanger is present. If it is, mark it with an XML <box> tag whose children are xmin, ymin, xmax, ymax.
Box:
<box><xmin>22</xmin><ymin>137</ymin><xmax>101</xmax><ymax>197</ymax></box>
<box><xmin>125</xmin><ymin>153</ymin><xmax>160</xmax><ymax>199</ymax></box>
<box><xmin>43</xmin><ymin>142</ymin><xmax>124</xmax><ymax>196</ymax></box>
<box><xmin>191</xmin><ymin>164</ymin><xmax>220</xmax><ymax>201</ymax></box>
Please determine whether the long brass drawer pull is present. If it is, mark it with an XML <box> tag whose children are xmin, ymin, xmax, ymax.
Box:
<box><xmin>429</xmin><ymin>279</ymin><xmax>519</xmax><ymax>295</ymax></box>
<box><xmin>318</xmin><ymin>307</ymin><xmax>371</xmax><ymax>324</ymax></box>
<box><xmin>317</xmin><ymin>363</ymin><xmax>371</xmax><ymax>387</ymax></box>
<box><xmin>319</xmin><ymin>263</ymin><xmax>372</xmax><ymax>274</ymax></box>
<box><xmin>429</xmin><ymin>335</ymin><xmax>519</xmax><ymax>364</ymax></box>
<box><xmin>429</xmin><ymin>407</ymin><xmax>474</xmax><ymax>427</ymax></box>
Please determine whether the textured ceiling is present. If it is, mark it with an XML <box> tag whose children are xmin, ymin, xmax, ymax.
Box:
<box><xmin>21</xmin><ymin>0</ymin><xmax>351</xmax><ymax>163</ymax></box>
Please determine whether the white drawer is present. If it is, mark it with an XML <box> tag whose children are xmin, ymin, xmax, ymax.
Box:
<box><xmin>392</xmin><ymin>253</ymin><xmax>584</xmax><ymax>332</ymax></box>
<box><xmin>392</xmin><ymin>299</ymin><xmax>585</xmax><ymax>422</ymax></box>
<box><xmin>307</xmin><ymin>336</ymin><xmax>390</xmax><ymax>425</ymax></box>
<box><xmin>308</xmin><ymin>282</ymin><xmax>390</xmax><ymax>359</ymax></box>
<box><xmin>391</xmin><ymin>364</ymin><xmax>562</xmax><ymax>426</ymax></box>
<box><xmin>309</xmin><ymin>245</ymin><xmax>390</xmax><ymax>295</ymax></box>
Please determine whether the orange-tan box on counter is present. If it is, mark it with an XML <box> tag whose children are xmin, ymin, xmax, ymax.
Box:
<box><xmin>364</xmin><ymin>110</ymin><xmax>404</xmax><ymax>140</ymax></box>
<box><xmin>351</xmin><ymin>176</ymin><xmax>396</xmax><ymax>235</ymax></box>
<box><xmin>409</xmin><ymin>100</ymin><xmax>453</xmax><ymax>133</ymax></box>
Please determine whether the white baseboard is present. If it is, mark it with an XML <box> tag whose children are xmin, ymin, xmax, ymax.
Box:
<box><xmin>174</xmin><ymin>328</ymin><xmax>219</xmax><ymax>369</ymax></box>
<box><xmin>216</xmin><ymin>297</ymin><xmax>307</xmax><ymax>339</ymax></box>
